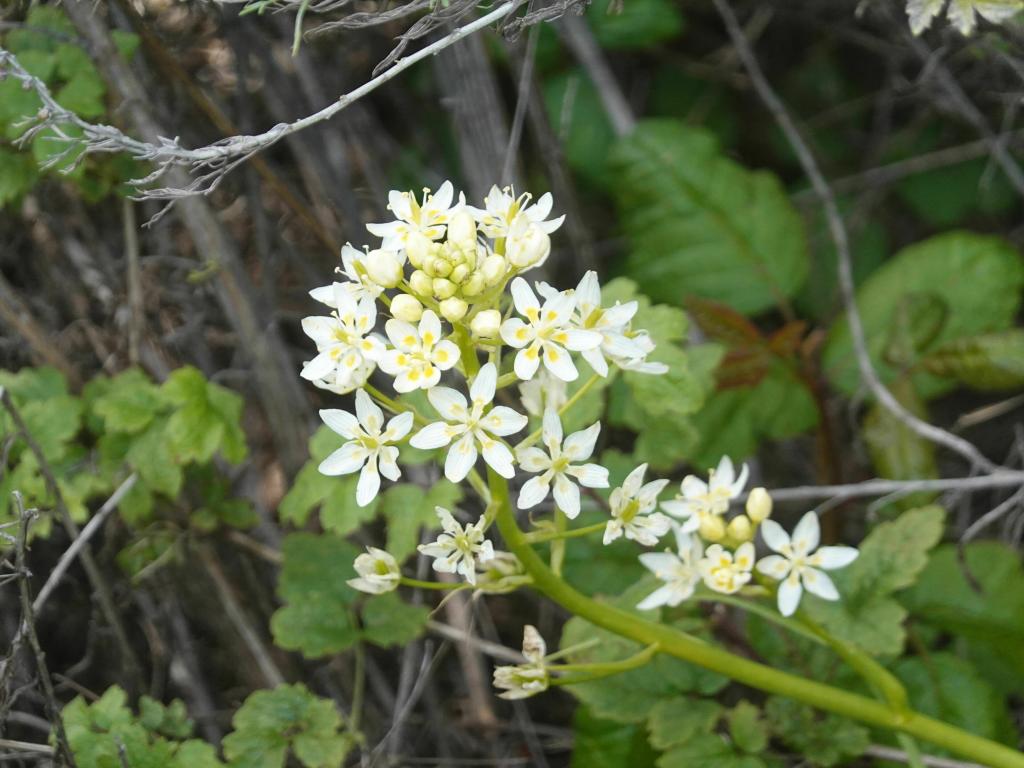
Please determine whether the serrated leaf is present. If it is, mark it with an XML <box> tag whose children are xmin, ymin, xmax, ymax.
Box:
<box><xmin>572</xmin><ymin>706</ymin><xmax>658</xmax><ymax>768</ymax></box>
<box><xmin>657</xmin><ymin>734</ymin><xmax>766</xmax><ymax>768</ymax></box>
<box><xmin>920</xmin><ymin>330</ymin><xmax>1024</xmax><ymax>390</ymax></box>
<box><xmin>270</xmin><ymin>533</ymin><xmax>360</xmax><ymax>657</ymax></box>
<box><xmin>127</xmin><ymin>418</ymin><xmax>183</xmax><ymax>498</ymax></box>
<box><xmin>57</xmin><ymin>72</ymin><xmax>106</xmax><ymax>119</ymax></box>
<box><xmin>611</xmin><ymin>120</ymin><xmax>808</xmax><ymax>315</ymax></box>
<box><xmin>763</xmin><ymin>696</ymin><xmax>868</xmax><ymax>767</ymax></box>
<box><xmin>727</xmin><ymin>701</ymin><xmax>768</xmax><ymax>754</ymax></box>
<box><xmin>802</xmin><ymin>506</ymin><xmax>945</xmax><ymax>655</ymax></box>
<box><xmin>222</xmin><ymin>684</ymin><xmax>353</xmax><ymax>768</ymax></box>
<box><xmin>162</xmin><ymin>367</ymin><xmax>247</xmax><ymax>465</ymax></box>
<box><xmin>824</xmin><ymin>232</ymin><xmax>1024</xmax><ymax>398</ymax></box>
<box><xmin>646</xmin><ymin>697</ymin><xmax>722</xmax><ymax>750</ymax></box>
<box><xmin>360</xmin><ymin>593</ymin><xmax>429</xmax><ymax>647</ymax></box>
<box><xmin>91</xmin><ymin>368</ymin><xmax>165</xmax><ymax>433</ymax></box>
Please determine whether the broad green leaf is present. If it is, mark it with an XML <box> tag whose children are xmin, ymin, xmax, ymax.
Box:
<box><xmin>880</xmin><ymin>293</ymin><xmax>948</xmax><ymax>369</ymax></box>
<box><xmin>162</xmin><ymin>366</ymin><xmax>247</xmax><ymax>464</ymax></box>
<box><xmin>361</xmin><ymin>593</ymin><xmax>430</xmax><ymax>648</ymax></box>
<box><xmin>763</xmin><ymin>696</ymin><xmax>868</xmax><ymax>766</ymax></box>
<box><xmin>920</xmin><ymin>330</ymin><xmax>1024</xmax><ymax>390</ymax></box>
<box><xmin>0</xmin><ymin>147</ymin><xmax>38</xmax><ymax>205</ymax></box>
<box><xmin>0</xmin><ymin>367</ymin><xmax>81</xmax><ymax>459</ymax></box>
<box><xmin>127</xmin><ymin>419</ymin><xmax>183</xmax><ymax>498</ymax></box>
<box><xmin>587</xmin><ymin>0</ymin><xmax>684</xmax><ymax>50</ymax></box>
<box><xmin>657</xmin><ymin>735</ymin><xmax>766</xmax><ymax>768</ymax></box>
<box><xmin>823</xmin><ymin>232</ymin><xmax>1024</xmax><ymax>397</ymax></box>
<box><xmin>726</xmin><ymin>701</ymin><xmax>768</xmax><ymax>753</ymax></box>
<box><xmin>897</xmin><ymin>157</ymin><xmax>1016</xmax><ymax>225</ymax></box>
<box><xmin>646</xmin><ymin>697</ymin><xmax>722</xmax><ymax>750</ymax></box>
<box><xmin>572</xmin><ymin>706</ymin><xmax>658</xmax><ymax>768</ymax></box>
<box><xmin>91</xmin><ymin>368</ymin><xmax>165</xmax><ymax>434</ymax></box>
<box><xmin>222</xmin><ymin>684</ymin><xmax>353</xmax><ymax>768</ymax></box>
<box><xmin>611</xmin><ymin>120</ymin><xmax>808</xmax><ymax>314</ymax></box>
<box><xmin>57</xmin><ymin>71</ymin><xmax>105</xmax><ymax>119</ymax></box>
<box><xmin>270</xmin><ymin>533</ymin><xmax>360</xmax><ymax>657</ymax></box>
<box><xmin>803</xmin><ymin>506</ymin><xmax>945</xmax><ymax>655</ymax></box>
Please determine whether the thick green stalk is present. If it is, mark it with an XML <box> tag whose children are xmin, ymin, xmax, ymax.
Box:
<box><xmin>487</xmin><ymin>470</ymin><xmax>1024</xmax><ymax>768</ymax></box>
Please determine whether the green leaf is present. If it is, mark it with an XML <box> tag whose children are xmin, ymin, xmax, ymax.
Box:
<box><xmin>360</xmin><ymin>593</ymin><xmax>429</xmax><ymax>648</ymax></box>
<box><xmin>91</xmin><ymin>368</ymin><xmax>165</xmax><ymax>433</ymax></box>
<box><xmin>380</xmin><ymin>480</ymin><xmax>462</xmax><ymax>561</ymax></box>
<box><xmin>586</xmin><ymin>0</ymin><xmax>684</xmax><ymax>50</ymax></box>
<box><xmin>222</xmin><ymin>684</ymin><xmax>353</xmax><ymax>768</ymax></box>
<box><xmin>726</xmin><ymin>701</ymin><xmax>768</xmax><ymax>754</ymax></box>
<box><xmin>823</xmin><ymin>232</ymin><xmax>1024</xmax><ymax>397</ymax></box>
<box><xmin>162</xmin><ymin>366</ymin><xmax>247</xmax><ymax>464</ymax></box>
<box><xmin>543</xmin><ymin>71</ymin><xmax>616</xmax><ymax>186</ymax></box>
<box><xmin>657</xmin><ymin>734</ymin><xmax>766</xmax><ymax>768</ymax></box>
<box><xmin>897</xmin><ymin>156</ymin><xmax>1016</xmax><ymax>226</ymax></box>
<box><xmin>611</xmin><ymin>120</ymin><xmax>808</xmax><ymax>315</ymax></box>
<box><xmin>127</xmin><ymin>419</ymin><xmax>183</xmax><ymax>498</ymax></box>
<box><xmin>763</xmin><ymin>696</ymin><xmax>868</xmax><ymax>767</ymax></box>
<box><xmin>572</xmin><ymin>706</ymin><xmax>658</xmax><ymax>768</ymax></box>
<box><xmin>0</xmin><ymin>367</ymin><xmax>81</xmax><ymax>460</ymax></box>
<box><xmin>0</xmin><ymin>147</ymin><xmax>38</xmax><ymax>206</ymax></box>
<box><xmin>646</xmin><ymin>697</ymin><xmax>722</xmax><ymax>750</ymax></box>
<box><xmin>920</xmin><ymin>330</ymin><xmax>1024</xmax><ymax>390</ymax></box>
<box><xmin>270</xmin><ymin>533</ymin><xmax>360</xmax><ymax>657</ymax></box>
<box><xmin>803</xmin><ymin>506</ymin><xmax>945</xmax><ymax>655</ymax></box>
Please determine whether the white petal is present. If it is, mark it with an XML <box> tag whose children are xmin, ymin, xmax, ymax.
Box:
<box><xmin>680</xmin><ymin>475</ymin><xmax>708</xmax><ymax>498</ymax></box>
<box><xmin>483</xmin><ymin>406</ymin><xmax>528</xmax><ymax>437</ymax></box>
<box><xmin>516</xmin><ymin>447</ymin><xmax>551</xmax><ymax>473</ymax></box>
<box><xmin>470</xmin><ymin>362</ymin><xmax>497</xmax><ymax>404</ymax></box>
<box><xmin>801</xmin><ymin>568</ymin><xmax>839</xmax><ymax>601</ymax></box>
<box><xmin>383</xmin><ymin>411</ymin><xmax>414</xmax><ymax>442</ymax></box>
<box><xmin>730</xmin><ymin>462</ymin><xmax>750</xmax><ymax>496</ymax></box>
<box><xmin>711</xmin><ymin>456</ymin><xmax>735</xmax><ymax>490</ymax></box>
<box><xmin>638</xmin><ymin>552</ymin><xmax>681</xmax><ymax>576</ymax></box>
<box><xmin>356</xmin><ymin>458</ymin><xmax>381</xmax><ymax>507</ymax></box>
<box><xmin>813</xmin><ymin>546</ymin><xmax>859</xmax><ymax>570</ymax></box>
<box><xmin>301</xmin><ymin>351</ymin><xmax>336</xmax><ymax>381</ymax></box>
<box><xmin>623</xmin><ymin>464</ymin><xmax>647</xmax><ymax>497</ymax></box>
<box><xmin>759</xmin><ymin>519</ymin><xmax>791</xmax><ymax>553</ymax></box>
<box><xmin>582</xmin><ymin>347</ymin><xmax>609</xmax><ymax>377</ymax></box>
<box><xmin>791</xmin><ymin>512</ymin><xmax>821</xmax><ymax>556</ymax></box>
<box><xmin>562</xmin><ymin>329</ymin><xmax>603</xmax><ymax>351</ymax></box>
<box><xmin>318</xmin><ymin>443</ymin><xmax>368</xmax><ymax>476</ymax></box>
<box><xmin>637</xmin><ymin>584</ymin><xmax>674</xmax><ymax>611</ymax></box>
<box><xmin>480</xmin><ymin>436</ymin><xmax>516</xmax><ymax>479</ymax></box>
<box><xmin>431</xmin><ymin>340</ymin><xmax>460</xmax><ymax>370</ymax></box>
<box><xmin>542</xmin><ymin>342</ymin><xmax>578</xmax><ymax>382</ymax></box>
<box><xmin>355</xmin><ymin>389</ymin><xmax>384</xmax><ymax>433</ymax></box>
<box><xmin>514</xmin><ymin>346</ymin><xmax>542</xmax><ymax>380</ymax></box>
<box><xmin>660</xmin><ymin>499</ymin><xmax>696</xmax><ymax>520</ymax></box>
<box><xmin>510</xmin><ymin>277</ymin><xmax>539</xmax><ymax>317</ymax></box>
<box><xmin>319</xmin><ymin>408</ymin><xmax>360</xmax><ymax>440</ymax></box>
<box><xmin>386</xmin><ymin>319</ymin><xmax>419</xmax><ymax>351</ymax></box>
<box><xmin>542</xmin><ymin>407</ymin><xmax>563</xmax><ymax>450</ymax></box>
<box><xmin>444</xmin><ymin>433</ymin><xmax>478</xmax><ymax>482</ymax></box>
<box><xmin>418</xmin><ymin>310</ymin><xmax>442</xmax><ymax>344</ymax></box>
<box><xmin>428</xmin><ymin>386</ymin><xmax>468</xmax><ymax>421</ymax></box>
<box><xmin>777</xmin><ymin>574</ymin><xmax>803</xmax><ymax>617</ymax></box>
<box><xmin>553</xmin><ymin>473</ymin><xmax>581</xmax><ymax>519</ymax></box>
<box><xmin>603</xmin><ymin>520</ymin><xmax>622</xmax><ymax>545</ymax></box>
<box><xmin>756</xmin><ymin>554</ymin><xmax>791</xmax><ymax>580</ymax></box>
<box><xmin>517</xmin><ymin>475</ymin><xmax>551</xmax><ymax>509</ymax></box>
<box><xmin>436</xmin><ymin>507</ymin><xmax>460</xmax><ymax>533</ymax></box>
<box><xmin>637</xmin><ymin>479</ymin><xmax>670</xmax><ymax>509</ymax></box>
<box><xmin>500</xmin><ymin>317</ymin><xmax>534</xmax><ymax>349</ymax></box>
<box><xmin>563</xmin><ymin>421</ymin><xmax>600</xmax><ymax>461</ymax></box>
<box><xmin>410</xmin><ymin>422</ymin><xmax>455</xmax><ymax>450</ymax></box>
<box><xmin>301</xmin><ymin>315</ymin><xmax>337</xmax><ymax>344</ymax></box>
<box><xmin>378</xmin><ymin>446</ymin><xmax>401</xmax><ymax>481</ymax></box>
<box><xmin>565</xmin><ymin>463</ymin><xmax>609</xmax><ymax>488</ymax></box>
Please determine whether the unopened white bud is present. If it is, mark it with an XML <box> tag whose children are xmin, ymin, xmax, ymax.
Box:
<box><xmin>471</xmin><ymin>309</ymin><xmax>501</xmax><ymax>338</ymax></box>
<box><xmin>699</xmin><ymin>515</ymin><xmax>726</xmax><ymax>543</ymax></box>
<box><xmin>746</xmin><ymin>488</ymin><xmax>772</xmax><ymax>523</ymax></box>
<box><xmin>450</xmin><ymin>263</ymin><xmax>470</xmax><ymax>284</ymax></box>
<box><xmin>409</xmin><ymin>270</ymin><xmax>432</xmax><ymax>296</ymax></box>
<box><xmin>507</xmin><ymin>225</ymin><xmax>550</xmax><ymax>269</ymax></box>
<box><xmin>462</xmin><ymin>273</ymin><xmax>486</xmax><ymax>297</ymax></box>
<box><xmin>481</xmin><ymin>254</ymin><xmax>507</xmax><ymax>285</ymax></box>
<box><xmin>406</xmin><ymin>232</ymin><xmax>431</xmax><ymax>268</ymax></box>
<box><xmin>726</xmin><ymin>514</ymin><xmax>753</xmax><ymax>543</ymax></box>
<box><xmin>391</xmin><ymin>294</ymin><xmax>423</xmax><ymax>323</ymax></box>
<box><xmin>448</xmin><ymin>210</ymin><xmax>477</xmax><ymax>246</ymax></box>
<box><xmin>439</xmin><ymin>297</ymin><xmax>468</xmax><ymax>322</ymax></box>
<box><xmin>365</xmin><ymin>249</ymin><xmax>403</xmax><ymax>288</ymax></box>
<box><xmin>433</xmin><ymin>277</ymin><xmax>457</xmax><ymax>300</ymax></box>
<box><xmin>347</xmin><ymin>547</ymin><xmax>400</xmax><ymax>594</ymax></box>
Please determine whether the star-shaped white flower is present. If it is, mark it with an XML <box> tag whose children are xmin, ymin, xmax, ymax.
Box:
<box><xmin>756</xmin><ymin>511</ymin><xmax>859</xmax><ymax>617</ymax></box>
<box><xmin>409</xmin><ymin>363</ymin><xmax>527</xmax><ymax>482</ymax></box>
<box><xmin>698</xmin><ymin>542</ymin><xmax>755</xmax><ymax>595</ymax></box>
<box><xmin>366</xmin><ymin>181</ymin><xmax>456</xmax><ymax>250</ymax></box>
<box><xmin>660</xmin><ymin>456</ymin><xmax>749</xmax><ymax>533</ymax></box>
<box><xmin>493</xmin><ymin>625</ymin><xmax>550</xmax><ymax>700</ymax></box>
<box><xmin>417</xmin><ymin>507</ymin><xmax>494</xmax><ymax>584</ymax></box>
<box><xmin>466</xmin><ymin>185</ymin><xmax>565</xmax><ymax>239</ymax></box>
<box><xmin>348</xmin><ymin>547</ymin><xmax>401</xmax><ymax>594</ymax></box>
<box><xmin>300</xmin><ymin>291</ymin><xmax>385</xmax><ymax>387</ymax></box>
<box><xmin>379</xmin><ymin>310</ymin><xmax>460</xmax><ymax>392</ymax></box>
<box><xmin>636</xmin><ymin>527</ymin><xmax>704</xmax><ymax>609</ymax></box>
<box><xmin>603</xmin><ymin>463</ymin><xmax>672</xmax><ymax>546</ymax></box>
<box><xmin>518</xmin><ymin>369</ymin><xmax>567</xmax><ymax>418</ymax></box>
<box><xmin>318</xmin><ymin>390</ymin><xmax>414</xmax><ymax>507</ymax></box>
<box><xmin>500</xmin><ymin>278</ymin><xmax>601</xmax><ymax>382</ymax></box>
<box><xmin>571</xmin><ymin>271</ymin><xmax>650</xmax><ymax>377</ymax></box>
<box><xmin>515</xmin><ymin>408</ymin><xmax>608</xmax><ymax>519</ymax></box>
<box><xmin>309</xmin><ymin>244</ymin><xmax>393</xmax><ymax>306</ymax></box>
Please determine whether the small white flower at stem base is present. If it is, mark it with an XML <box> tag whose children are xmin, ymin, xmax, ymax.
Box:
<box><xmin>515</xmin><ymin>408</ymin><xmax>608</xmax><ymax>520</ymax></box>
<box><xmin>409</xmin><ymin>363</ymin><xmax>528</xmax><ymax>482</ymax></box>
<box><xmin>418</xmin><ymin>507</ymin><xmax>494</xmax><ymax>585</ymax></box>
<box><xmin>366</xmin><ymin>181</ymin><xmax>456</xmax><ymax>250</ymax></box>
<box><xmin>318</xmin><ymin>390</ymin><xmax>414</xmax><ymax>507</ymax></box>
<box><xmin>500</xmin><ymin>278</ymin><xmax>602</xmax><ymax>382</ymax></box>
<box><xmin>604</xmin><ymin>463</ymin><xmax>671</xmax><ymax>546</ymax></box>
<box><xmin>756</xmin><ymin>511</ymin><xmax>859</xmax><ymax>617</ymax></box>
<box><xmin>493</xmin><ymin>624</ymin><xmax>550</xmax><ymax>700</ymax></box>
<box><xmin>698</xmin><ymin>542</ymin><xmax>755</xmax><ymax>595</ymax></box>
<box><xmin>379</xmin><ymin>310</ymin><xmax>460</xmax><ymax>392</ymax></box>
<box><xmin>347</xmin><ymin>547</ymin><xmax>401</xmax><ymax>594</ymax></box>
<box><xmin>301</xmin><ymin>289</ymin><xmax>384</xmax><ymax>386</ymax></box>
<box><xmin>660</xmin><ymin>456</ymin><xmax>750</xmax><ymax>534</ymax></box>
<box><xmin>637</xmin><ymin>527</ymin><xmax>704</xmax><ymax>610</ymax></box>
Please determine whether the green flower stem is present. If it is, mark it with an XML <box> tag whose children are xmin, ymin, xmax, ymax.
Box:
<box><xmin>364</xmin><ymin>384</ymin><xmax>429</xmax><ymax>426</ymax></box>
<box><xmin>515</xmin><ymin>372</ymin><xmax>605</xmax><ymax>450</ymax></box>
<box><xmin>524</xmin><ymin>521</ymin><xmax>607</xmax><ymax>544</ymax></box>
<box><xmin>550</xmin><ymin>643</ymin><xmax>660</xmax><ymax>686</ymax></box>
<box><xmin>550</xmin><ymin>509</ymin><xmax>567</xmax><ymax>576</ymax></box>
<box><xmin>496</xmin><ymin>371</ymin><xmax>520</xmax><ymax>389</ymax></box>
<box><xmin>400</xmin><ymin>577</ymin><xmax>463</xmax><ymax>591</ymax></box>
<box><xmin>542</xmin><ymin>637</ymin><xmax>601</xmax><ymax>663</ymax></box>
<box><xmin>486</xmin><ymin>469</ymin><xmax>1024</xmax><ymax>768</ymax></box>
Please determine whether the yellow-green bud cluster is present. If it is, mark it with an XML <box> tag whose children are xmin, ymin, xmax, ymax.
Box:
<box><xmin>704</xmin><ymin>487</ymin><xmax>772</xmax><ymax>549</ymax></box>
<box><xmin>406</xmin><ymin>212</ymin><xmax>508</xmax><ymax>322</ymax></box>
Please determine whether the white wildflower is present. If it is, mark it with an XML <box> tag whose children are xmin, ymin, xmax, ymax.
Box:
<box><xmin>660</xmin><ymin>456</ymin><xmax>749</xmax><ymax>533</ymax></box>
<box><xmin>515</xmin><ymin>408</ymin><xmax>608</xmax><ymax>520</ymax></box>
<box><xmin>409</xmin><ymin>363</ymin><xmax>527</xmax><ymax>481</ymax></box>
<box><xmin>518</xmin><ymin>369</ymin><xmax>568</xmax><ymax>417</ymax></box>
<box><xmin>604</xmin><ymin>463</ymin><xmax>672</xmax><ymax>546</ymax></box>
<box><xmin>467</xmin><ymin>185</ymin><xmax>565</xmax><ymax>240</ymax></box>
<box><xmin>367</xmin><ymin>181</ymin><xmax>457</xmax><ymax>250</ymax></box>
<box><xmin>493</xmin><ymin>625</ymin><xmax>550</xmax><ymax>700</ymax></box>
<box><xmin>347</xmin><ymin>547</ymin><xmax>401</xmax><ymax>594</ymax></box>
<box><xmin>300</xmin><ymin>291</ymin><xmax>384</xmax><ymax>386</ymax></box>
<box><xmin>756</xmin><ymin>512</ymin><xmax>859</xmax><ymax>617</ymax></box>
<box><xmin>698</xmin><ymin>542</ymin><xmax>755</xmax><ymax>595</ymax></box>
<box><xmin>318</xmin><ymin>390</ymin><xmax>414</xmax><ymax>506</ymax></box>
<box><xmin>418</xmin><ymin>507</ymin><xmax>494</xmax><ymax>585</ymax></box>
<box><xmin>309</xmin><ymin>245</ymin><xmax>386</xmax><ymax>306</ymax></box>
<box><xmin>379</xmin><ymin>310</ymin><xmax>460</xmax><ymax>392</ymax></box>
<box><xmin>636</xmin><ymin>527</ymin><xmax>703</xmax><ymax>609</ymax></box>
<box><xmin>907</xmin><ymin>0</ymin><xmax>1022</xmax><ymax>36</ymax></box>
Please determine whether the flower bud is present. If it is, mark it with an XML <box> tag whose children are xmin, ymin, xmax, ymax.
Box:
<box><xmin>746</xmin><ymin>487</ymin><xmax>772</xmax><ymax>523</ymax></box>
<box><xmin>439</xmin><ymin>297</ymin><xmax>468</xmax><ymax>322</ymax></box>
<box><xmin>481</xmin><ymin>254</ymin><xmax>507</xmax><ymax>285</ymax></box>
<box><xmin>364</xmin><ymin>248</ymin><xmax>403</xmax><ymax>288</ymax></box>
<box><xmin>409</xmin><ymin>269</ymin><xmax>432</xmax><ymax>296</ymax></box>
<box><xmin>699</xmin><ymin>514</ymin><xmax>726</xmax><ymax>543</ymax></box>
<box><xmin>433</xmin><ymin>277</ymin><xmax>457</xmax><ymax>300</ymax></box>
<box><xmin>726</xmin><ymin>514</ymin><xmax>753</xmax><ymax>543</ymax></box>
<box><xmin>347</xmin><ymin>547</ymin><xmax>400</xmax><ymax>594</ymax></box>
<box><xmin>471</xmin><ymin>309</ymin><xmax>501</xmax><ymax>338</ymax></box>
<box><xmin>462</xmin><ymin>273</ymin><xmax>486</xmax><ymax>297</ymax></box>
<box><xmin>406</xmin><ymin>232</ymin><xmax>431</xmax><ymax>269</ymax></box>
<box><xmin>391</xmin><ymin>294</ymin><xmax>423</xmax><ymax>323</ymax></box>
<box><xmin>430</xmin><ymin>257</ymin><xmax>452</xmax><ymax>278</ymax></box>
<box><xmin>450</xmin><ymin>263</ymin><xmax>470</xmax><ymax>284</ymax></box>
<box><xmin>507</xmin><ymin>224</ymin><xmax>550</xmax><ymax>269</ymax></box>
<box><xmin>448</xmin><ymin>210</ymin><xmax>477</xmax><ymax>246</ymax></box>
